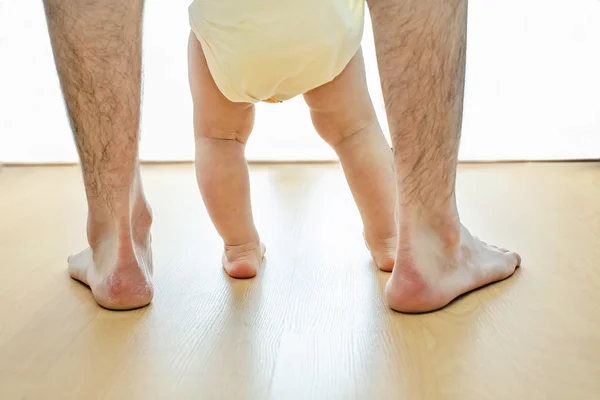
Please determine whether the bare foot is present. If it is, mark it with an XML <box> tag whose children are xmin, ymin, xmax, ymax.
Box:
<box><xmin>364</xmin><ymin>233</ymin><xmax>396</xmax><ymax>272</ymax></box>
<box><xmin>68</xmin><ymin>228</ymin><xmax>154</xmax><ymax>310</ymax></box>
<box><xmin>222</xmin><ymin>241</ymin><xmax>266</xmax><ymax>279</ymax></box>
<box><xmin>386</xmin><ymin>223</ymin><xmax>520</xmax><ymax>313</ymax></box>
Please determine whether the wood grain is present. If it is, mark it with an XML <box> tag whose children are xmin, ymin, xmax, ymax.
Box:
<box><xmin>0</xmin><ymin>163</ymin><xmax>599</xmax><ymax>399</ymax></box>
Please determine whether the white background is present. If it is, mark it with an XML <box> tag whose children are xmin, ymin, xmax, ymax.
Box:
<box><xmin>0</xmin><ymin>0</ymin><xmax>599</xmax><ymax>163</ymax></box>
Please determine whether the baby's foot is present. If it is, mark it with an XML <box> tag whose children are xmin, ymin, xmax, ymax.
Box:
<box><xmin>222</xmin><ymin>240</ymin><xmax>266</xmax><ymax>279</ymax></box>
<box><xmin>364</xmin><ymin>233</ymin><xmax>396</xmax><ymax>272</ymax></box>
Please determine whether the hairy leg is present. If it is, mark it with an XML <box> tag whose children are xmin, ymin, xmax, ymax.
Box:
<box><xmin>304</xmin><ymin>49</ymin><xmax>397</xmax><ymax>271</ymax></box>
<box><xmin>43</xmin><ymin>0</ymin><xmax>153</xmax><ymax>309</ymax></box>
<box><xmin>367</xmin><ymin>0</ymin><xmax>520</xmax><ymax>312</ymax></box>
<box><xmin>188</xmin><ymin>32</ymin><xmax>265</xmax><ymax>279</ymax></box>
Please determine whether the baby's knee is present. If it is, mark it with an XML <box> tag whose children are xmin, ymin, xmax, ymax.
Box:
<box><xmin>312</xmin><ymin>111</ymin><xmax>377</xmax><ymax>147</ymax></box>
<box><xmin>195</xmin><ymin>104</ymin><xmax>255</xmax><ymax>143</ymax></box>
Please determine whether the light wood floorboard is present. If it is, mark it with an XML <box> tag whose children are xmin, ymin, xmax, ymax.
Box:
<box><xmin>0</xmin><ymin>163</ymin><xmax>599</xmax><ymax>399</ymax></box>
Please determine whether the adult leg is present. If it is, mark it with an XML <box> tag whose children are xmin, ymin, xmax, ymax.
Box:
<box><xmin>43</xmin><ymin>0</ymin><xmax>153</xmax><ymax>310</ymax></box>
<box><xmin>188</xmin><ymin>33</ymin><xmax>265</xmax><ymax>279</ymax></box>
<box><xmin>304</xmin><ymin>49</ymin><xmax>397</xmax><ymax>272</ymax></box>
<box><xmin>367</xmin><ymin>0</ymin><xmax>520</xmax><ymax>312</ymax></box>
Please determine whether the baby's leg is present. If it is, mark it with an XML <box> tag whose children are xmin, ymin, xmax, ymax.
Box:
<box><xmin>188</xmin><ymin>32</ymin><xmax>265</xmax><ymax>278</ymax></box>
<box><xmin>304</xmin><ymin>49</ymin><xmax>396</xmax><ymax>271</ymax></box>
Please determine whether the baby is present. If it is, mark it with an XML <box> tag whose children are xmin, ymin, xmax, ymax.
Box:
<box><xmin>188</xmin><ymin>0</ymin><xmax>397</xmax><ymax>278</ymax></box>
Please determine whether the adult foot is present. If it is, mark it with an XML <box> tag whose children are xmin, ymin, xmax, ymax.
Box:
<box><xmin>68</xmin><ymin>209</ymin><xmax>154</xmax><ymax>310</ymax></box>
<box><xmin>222</xmin><ymin>240</ymin><xmax>266</xmax><ymax>279</ymax></box>
<box><xmin>385</xmin><ymin>221</ymin><xmax>520</xmax><ymax>313</ymax></box>
<box><xmin>364</xmin><ymin>233</ymin><xmax>396</xmax><ymax>272</ymax></box>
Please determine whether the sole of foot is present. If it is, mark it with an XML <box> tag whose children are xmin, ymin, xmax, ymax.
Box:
<box><xmin>68</xmin><ymin>241</ymin><xmax>154</xmax><ymax>311</ymax></box>
<box><xmin>222</xmin><ymin>241</ymin><xmax>266</xmax><ymax>279</ymax></box>
<box><xmin>385</xmin><ymin>224</ymin><xmax>521</xmax><ymax>313</ymax></box>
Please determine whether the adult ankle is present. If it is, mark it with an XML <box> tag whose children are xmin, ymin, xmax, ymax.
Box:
<box><xmin>86</xmin><ymin>194</ymin><xmax>152</xmax><ymax>249</ymax></box>
<box><xmin>400</xmin><ymin>203</ymin><xmax>461</xmax><ymax>250</ymax></box>
<box><xmin>132</xmin><ymin>197</ymin><xmax>153</xmax><ymax>237</ymax></box>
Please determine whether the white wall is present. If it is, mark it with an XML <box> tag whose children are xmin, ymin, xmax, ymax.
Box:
<box><xmin>1</xmin><ymin>0</ymin><xmax>599</xmax><ymax>163</ymax></box>
<box><xmin>462</xmin><ymin>0</ymin><xmax>600</xmax><ymax>160</ymax></box>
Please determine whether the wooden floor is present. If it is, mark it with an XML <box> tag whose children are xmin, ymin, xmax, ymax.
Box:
<box><xmin>1</xmin><ymin>163</ymin><xmax>599</xmax><ymax>399</ymax></box>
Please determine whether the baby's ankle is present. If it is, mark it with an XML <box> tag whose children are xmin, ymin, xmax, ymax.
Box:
<box><xmin>364</xmin><ymin>227</ymin><xmax>396</xmax><ymax>247</ymax></box>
